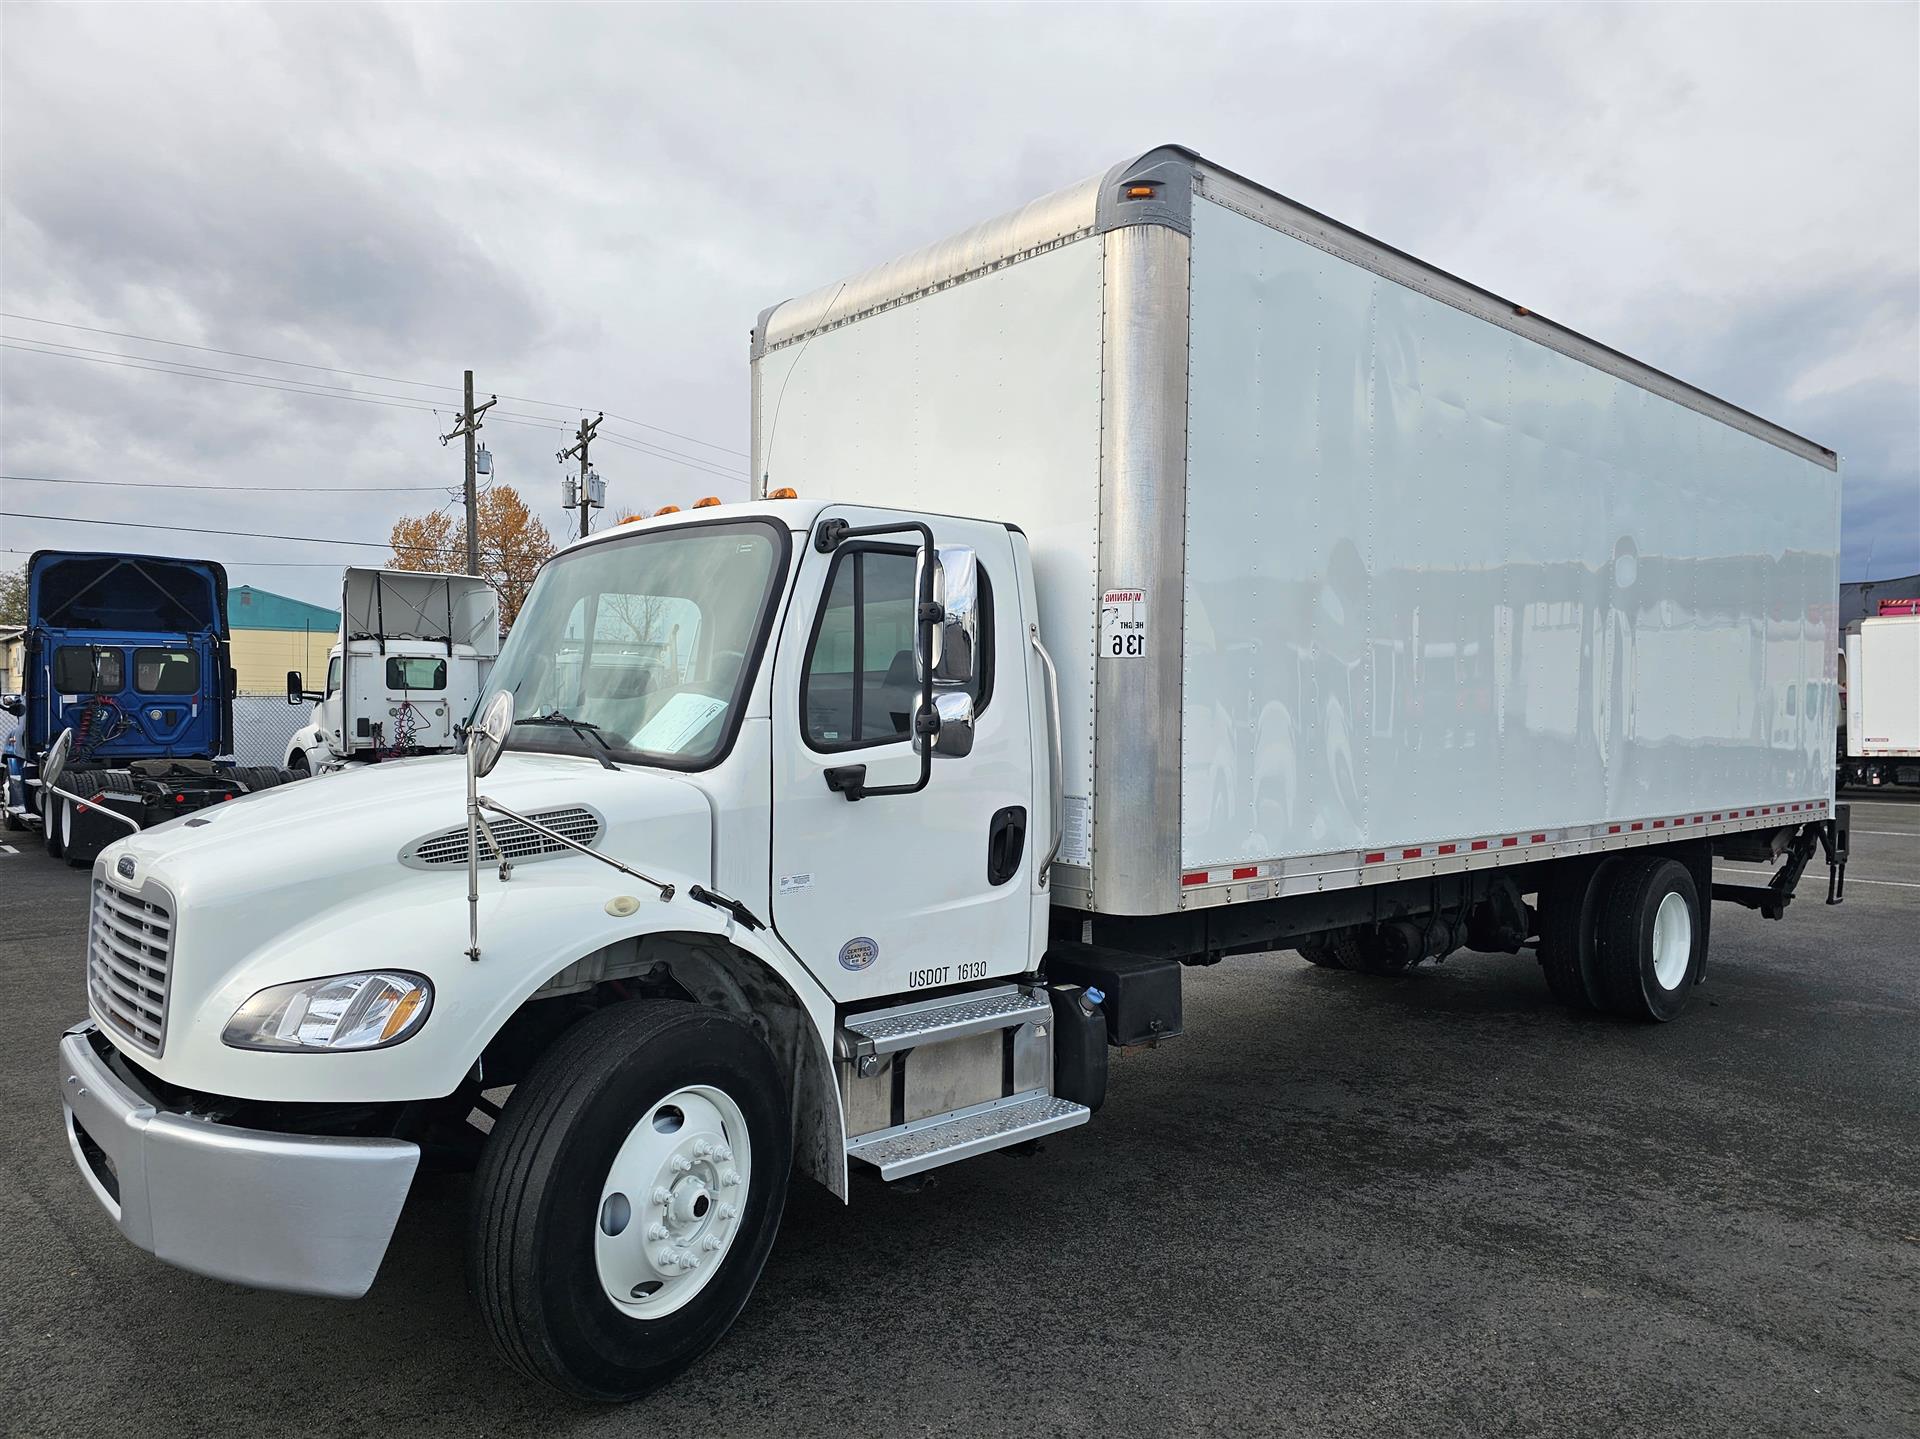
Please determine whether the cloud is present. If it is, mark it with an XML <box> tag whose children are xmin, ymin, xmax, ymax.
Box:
<box><xmin>1</xmin><ymin>2</ymin><xmax>1913</xmax><ymax>604</ymax></box>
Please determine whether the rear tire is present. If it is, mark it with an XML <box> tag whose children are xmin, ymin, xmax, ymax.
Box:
<box><xmin>42</xmin><ymin>793</ymin><xmax>65</xmax><ymax>858</ymax></box>
<box><xmin>1595</xmin><ymin>855</ymin><xmax>1703</xmax><ymax>1022</ymax></box>
<box><xmin>469</xmin><ymin>1000</ymin><xmax>792</xmax><ymax>1402</ymax></box>
<box><xmin>1297</xmin><ymin>946</ymin><xmax>1346</xmax><ymax>970</ymax></box>
<box><xmin>1536</xmin><ymin>856</ymin><xmax>1621</xmax><ymax>1011</ymax></box>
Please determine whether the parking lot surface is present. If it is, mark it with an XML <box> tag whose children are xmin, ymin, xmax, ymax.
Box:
<box><xmin>3</xmin><ymin>799</ymin><xmax>1916</xmax><ymax>1437</ymax></box>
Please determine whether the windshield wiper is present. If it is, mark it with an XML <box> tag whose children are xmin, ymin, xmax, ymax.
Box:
<box><xmin>516</xmin><ymin>712</ymin><xmax>618</xmax><ymax>771</ymax></box>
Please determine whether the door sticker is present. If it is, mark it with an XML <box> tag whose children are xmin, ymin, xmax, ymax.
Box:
<box><xmin>1058</xmin><ymin>795</ymin><xmax>1091</xmax><ymax>868</ymax></box>
<box><xmin>1100</xmin><ymin>589</ymin><xmax>1148</xmax><ymax>659</ymax></box>
<box><xmin>778</xmin><ymin>872</ymin><xmax>814</xmax><ymax>896</ymax></box>
<box><xmin>838</xmin><ymin>936</ymin><xmax>880</xmax><ymax>972</ymax></box>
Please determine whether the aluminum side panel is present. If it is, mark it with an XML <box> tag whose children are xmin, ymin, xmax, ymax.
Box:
<box><xmin>1182</xmin><ymin>197</ymin><xmax>1839</xmax><ymax>870</ymax></box>
<box><xmin>753</xmin><ymin>238</ymin><xmax>1104</xmax><ymax>807</ymax></box>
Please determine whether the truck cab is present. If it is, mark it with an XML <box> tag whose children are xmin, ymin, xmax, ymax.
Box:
<box><xmin>284</xmin><ymin>567</ymin><xmax>500</xmax><ymax>772</ymax></box>
<box><xmin>3</xmin><ymin>550</ymin><xmax>245</xmax><ymax>853</ymax></box>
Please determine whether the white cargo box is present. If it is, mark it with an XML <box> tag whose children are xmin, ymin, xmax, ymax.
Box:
<box><xmin>751</xmin><ymin>146</ymin><xmax>1841</xmax><ymax>916</ymax></box>
<box><xmin>1845</xmin><ymin>615</ymin><xmax>1920</xmax><ymax>758</ymax></box>
<box><xmin>340</xmin><ymin>568</ymin><xmax>500</xmax><ymax>755</ymax></box>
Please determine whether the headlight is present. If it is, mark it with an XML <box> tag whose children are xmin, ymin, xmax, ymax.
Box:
<box><xmin>222</xmin><ymin>972</ymin><xmax>433</xmax><ymax>1052</ymax></box>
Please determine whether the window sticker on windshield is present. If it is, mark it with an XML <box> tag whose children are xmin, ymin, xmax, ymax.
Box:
<box><xmin>632</xmin><ymin>692</ymin><xmax>729</xmax><ymax>753</ymax></box>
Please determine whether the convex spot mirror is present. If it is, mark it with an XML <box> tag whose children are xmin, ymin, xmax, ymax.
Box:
<box><xmin>42</xmin><ymin>728</ymin><xmax>72</xmax><ymax>792</ymax></box>
<box><xmin>470</xmin><ymin>692</ymin><xmax>515</xmax><ymax>780</ymax></box>
<box><xmin>927</xmin><ymin>690</ymin><xmax>974</xmax><ymax>759</ymax></box>
<box><xmin>931</xmin><ymin>546</ymin><xmax>978</xmax><ymax>688</ymax></box>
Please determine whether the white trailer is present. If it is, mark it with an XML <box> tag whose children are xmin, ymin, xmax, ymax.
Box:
<box><xmin>283</xmin><ymin>567</ymin><xmax>500</xmax><ymax>772</ymax></box>
<box><xmin>1842</xmin><ymin>613</ymin><xmax>1920</xmax><ymax>787</ymax></box>
<box><xmin>54</xmin><ymin>146</ymin><xmax>1848</xmax><ymax>1403</ymax></box>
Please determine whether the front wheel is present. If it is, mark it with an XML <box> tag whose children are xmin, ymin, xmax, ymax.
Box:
<box><xmin>469</xmin><ymin>1000</ymin><xmax>792</xmax><ymax>1401</ymax></box>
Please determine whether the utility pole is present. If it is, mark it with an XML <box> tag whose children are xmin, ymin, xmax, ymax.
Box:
<box><xmin>558</xmin><ymin>412</ymin><xmax>604</xmax><ymax>540</ymax></box>
<box><xmin>439</xmin><ymin>371</ymin><xmax>497</xmax><ymax>576</ymax></box>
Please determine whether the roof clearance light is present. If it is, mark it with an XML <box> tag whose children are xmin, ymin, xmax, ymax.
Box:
<box><xmin>693</xmin><ymin>496</ymin><xmax>722</xmax><ymax>508</ymax></box>
<box><xmin>767</xmin><ymin>487</ymin><xmax>799</xmax><ymax>500</ymax></box>
<box><xmin>653</xmin><ymin>504</ymin><xmax>681</xmax><ymax>516</ymax></box>
<box><xmin>617</xmin><ymin>513</ymin><xmax>648</xmax><ymax>525</ymax></box>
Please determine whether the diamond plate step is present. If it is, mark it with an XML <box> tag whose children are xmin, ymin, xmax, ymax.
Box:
<box><xmin>847</xmin><ymin>1093</ymin><xmax>1090</xmax><ymax>1180</ymax></box>
<box><xmin>842</xmin><ymin>984</ymin><xmax>1050</xmax><ymax>1057</ymax></box>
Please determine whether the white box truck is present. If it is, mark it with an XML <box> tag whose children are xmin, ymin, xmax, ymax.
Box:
<box><xmin>282</xmin><ymin>567</ymin><xmax>500</xmax><ymax>773</ymax></box>
<box><xmin>53</xmin><ymin>146</ymin><xmax>1848</xmax><ymax>1402</ymax></box>
<box><xmin>1841</xmin><ymin>612</ymin><xmax>1920</xmax><ymax>788</ymax></box>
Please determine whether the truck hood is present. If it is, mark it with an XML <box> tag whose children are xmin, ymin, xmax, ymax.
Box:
<box><xmin>92</xmin><ymin>753</ymin><xmax>716</xmax><ymax>1098</ymax></box>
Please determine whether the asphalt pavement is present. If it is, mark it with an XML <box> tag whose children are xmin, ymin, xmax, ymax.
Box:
<box><xmin>2</xmin><ymin>799</ymin><xmax>1915</xmax><ymax>1437</ymax></box>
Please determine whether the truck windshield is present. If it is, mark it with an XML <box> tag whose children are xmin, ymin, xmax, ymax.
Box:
<box><xmin>486</xmin><ymin>518</ymin><xmax>789</xmax><ymax>769</ymax></box>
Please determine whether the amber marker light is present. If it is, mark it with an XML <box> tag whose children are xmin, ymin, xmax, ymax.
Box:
<box><xmin>693</xmin><ymin>496</ymin><xmax>722</xmax><ymax>508</ymax></box>
<box><xmin>654</xmin><ymin>504</ymin><xmax>682</xmax><ymax>516</ymax></box>
<box><xmin>767</xmin><ymin>487</ymin><xmax>799</xmax><ymax>500</ymax></box>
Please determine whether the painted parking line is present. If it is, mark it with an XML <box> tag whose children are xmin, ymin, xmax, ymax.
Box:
<box><xmin>1849</xmin><ymin>829</ymin><xmax>1920</xmax><ymax>837</ymax></box>
<box><xmin>1716</xmin><ymin>865</ymin><xmax>1920</xmax><ymax>891</ymax></box>
<box><xmin>0</xmin><ymin>843</ymin><xmax>18</xmax><ymax>856</ymax></box>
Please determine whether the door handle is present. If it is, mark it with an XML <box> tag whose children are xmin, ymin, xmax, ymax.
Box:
<box><xmin>987</xmin><ymin>805</ymin><xmax>1027</xmax><ymax>886</ymax></box>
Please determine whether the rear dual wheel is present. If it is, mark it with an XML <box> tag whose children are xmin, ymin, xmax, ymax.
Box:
<box><xmin>1539</xmin><ymin>853</ymin><xmax>1704</xmax><ymax>1021</ymax></box>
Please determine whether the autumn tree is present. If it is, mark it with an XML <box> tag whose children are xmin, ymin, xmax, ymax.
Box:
<box><xmin>0</xmin><ymin>560</ymin><xmax>25</xmax><ymax>626</ymax></box>
<box><xmin>388</xmin><ymin>485</ymin><xmax>555</xmax><ymax>626</ymax></box>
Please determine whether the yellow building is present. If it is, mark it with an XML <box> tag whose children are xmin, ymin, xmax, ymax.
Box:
<box><xmin>1</xmin><ymin>626</ymin><xmax>22</xmax><ymax>695</ymax></box>
<box><xmin>227</xmin><ymin>585</ymin><xmax>340</xmax><ymax>695</ymax></box>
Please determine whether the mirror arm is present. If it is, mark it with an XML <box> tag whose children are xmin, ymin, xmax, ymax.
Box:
<box><xmin>477</xmin><ymin>795</ymin><xmax>676</xmax><ymax>900</ymax></box>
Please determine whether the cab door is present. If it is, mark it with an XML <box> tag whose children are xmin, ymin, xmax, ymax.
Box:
<box><xmin>770</xmin><ymin>507</ymin><xmax>1034</xmax><ymax>1003</ymax></box>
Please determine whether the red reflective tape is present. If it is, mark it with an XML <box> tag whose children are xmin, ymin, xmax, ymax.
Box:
<box><xmin>1181</xmin><ymin>872</ymin><xmax>1207</xmax><ymax>887</ymax></box>
<box><xmin>1232</xmin><ymin>866</ymin><xmax>1259</xmax><ymax>880</ymax></box>
<box><xmin>1531</xmin><ymin>834</ymin><xmax>1546</xmax><ymax>844</ymax></box>
<box><xmin>1502</xmin><ymin>836</ymin><xmax>1518</xmax><ymax>847</ymax></box>
<box><xmin>1470</xmin><ymin>840</ymin><xmax>1488</xmax><ymax>851</ymax></box>
<box><xmin>1437</xmin><ymin>844</ymin><xmax>1457</xmax><ymax>855</ymax></box>
<box><xmin>1364</xmin><ymin>852</ymin><xmax>1386</xmax><ymax>864</ymax></box>
<box><xmin>1402</xmin><ymin>848</ymin><xmax>1423</xmax><ymax>860</ymax></box>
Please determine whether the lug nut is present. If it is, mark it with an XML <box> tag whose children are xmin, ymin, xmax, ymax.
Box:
<box><xmin>693</xmin><ymin>1140</ymin><xmax>712</xmax><ymax>1159</ymax></box>
<box><xmin>702</xmin><ymin>1236</ymin><xmax>722</xmax><ymax>1252</ymax></box>
<box><xmin>651</xmin><ymin>1187</ymin><xmax>672</xmax><ymax>1206</ymax></box>
<box><xmin>717</xmin><ymin>1203</ymin><xmax>737</xmax><ymax>1221</ymax></box>
<box><xmin>721</xmin><ymin>1170</ymin><xmax>741</xmax><ymax>1188</ymax></box>
<box><xmin>646</xmin><ymin>1223</ymin><xmax>668</xmax><ymax>1241</ymax></box>
<box><xmin>671</xmin><ymin>1155</ymin><xmax>693</xmax><ymax>1173</ymax></box>
<box><xmin>714</xmin><ymin>1145</ymin><xmax>733</xmax><ymax>1162</ymax></box>
<box><xmin>682</xmin><ymin>1254</ymin><xmax>700</xmax><ymax>1270</ymax></box>
<box><xmin>658</xmin><ymin>1248</ymin><xmax>681</xmax><ymax>1269</ymax></box>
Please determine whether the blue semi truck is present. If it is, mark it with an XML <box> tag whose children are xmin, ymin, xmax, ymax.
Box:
<box><xmin>2</xmin><ymin>550</ymin><xmax>294</xmax><ymax>865</ymax></box>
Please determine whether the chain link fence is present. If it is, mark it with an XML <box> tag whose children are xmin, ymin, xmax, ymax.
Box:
<box><xmin>0</xmin><ymin>698</ymin><xmax>304</xmax><ymax>770</ymax></box>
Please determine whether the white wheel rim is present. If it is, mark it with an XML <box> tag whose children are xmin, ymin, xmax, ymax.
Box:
<box><xmin>594</xmin><ymin>1084</ymin><xmax>751</xmax><ymax>1319</ymax></box>
<box><xmin>1651</xmin><ymin>890</ymin><xmax>1692</xmax><ymax>990</ymax></box>
<box><xmin>61</xmin><ymin>797</ymin><xmax>72</xmax><ymax>848</ymax></box>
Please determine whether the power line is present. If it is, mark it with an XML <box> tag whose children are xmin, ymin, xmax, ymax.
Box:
<box><xmin>3</xmin><ymin>310</ymin><xmax>750</xmax><ymax>457</ymax></box>
<box><xmin>0</xmin><ymin>310</ymin><xmax>463</xmax><ymax>392</ymax></box>
<box><xmin>1</xmin><ymin>508</ymin><xmax>552</xmax><ymax>562</ymax></box>
<box><xmin>0</xmin><ymin>341</ymin><xmax>447</xmax><ymax>416</ymax></box>
<box><xmin>1</xmin><ymin>473</ymin><xmax>446</xmax><ymax>494</ymax></box>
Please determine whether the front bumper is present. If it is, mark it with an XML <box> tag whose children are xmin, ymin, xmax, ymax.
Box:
<box><xmin>58</xmin><ymin>1022</ymin><xmax>420</xmax><ymax>1299</ymax></box>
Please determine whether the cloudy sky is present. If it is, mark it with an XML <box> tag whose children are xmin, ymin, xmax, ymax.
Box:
<box><xmin>2</xmin><ymin>2</ymin><xmax>1915</xmax><ymax>607</ymax></box>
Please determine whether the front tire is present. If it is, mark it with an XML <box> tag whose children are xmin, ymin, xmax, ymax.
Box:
<box><xmin>42</xmin><ymin>793</ymin><xmax>65</xmax><ymax>859</ymax></box>
<box><xmin>1595</xmin><ymin>855</ymin><xmax>1704</xmax><ymax>1022</ymax></box>
<box><xmin>469</xmin><ymin>1000</ymin><xmax>792</xmax><ymax>1401</ymax></box>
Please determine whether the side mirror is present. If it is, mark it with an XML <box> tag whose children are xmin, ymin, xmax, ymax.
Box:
<box><xmin>286</xmin><ymin>670</ymin><xmax>304</xmax><ymax>706</ymax></box>
<box><xmin>932</xmin><ymin>546</ymin><xmax>979</xmax><ymax>688</ymax></box>
<box><xmin>927</xmin><ymin>690</ymin><xmax>975</xmax><ymax>759</ymax></box>
<box><xmin>0</xmin><ymin>693</ymin><xmax>23</xmax><ymax>718</ymax></box>
<box><xmin>42</xmin><ymin>728</ymin><xmax>72</xmax><ymax>792</ymax></box>
<box><xmin>469</xmin><ymin>691</ymin><xmax>515</xmax><ymax>780</ymax></box>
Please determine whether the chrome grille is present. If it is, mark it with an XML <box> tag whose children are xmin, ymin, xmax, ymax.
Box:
<box><xmin>88</xmin><ymin>880</ymin><xmax>174</xmax><ymax>1057</ymax></box>
<box><xmin>404</xmin><ymin>806</ymin><xmax>602</xmax><ymax>868</ymax></box>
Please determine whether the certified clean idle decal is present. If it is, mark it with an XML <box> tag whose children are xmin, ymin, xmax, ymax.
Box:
<box><xmin>838</xmin><ymin>936</ymin><xmax>880</xmax><ymax>972</ymax></box>
<box><xmin>1101</xmin><ymin>588</ymin><xmax>1148</xmax><ymax>658</ymax></box>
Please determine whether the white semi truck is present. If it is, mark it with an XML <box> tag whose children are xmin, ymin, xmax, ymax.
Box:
<box><xmin>1840</xmin><ymin>611</ymin><xmax>1920</xmax><ymax>788</ymax></box>
<box><xmin>282</xmin><ymin>567</ymin><xmax>500</xmax><ymax>773</ymax></box>
<box><xmin>53</xmin><ymin>146</ymin><xmax>1848</xmax><ymax>1402</ymax></box>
